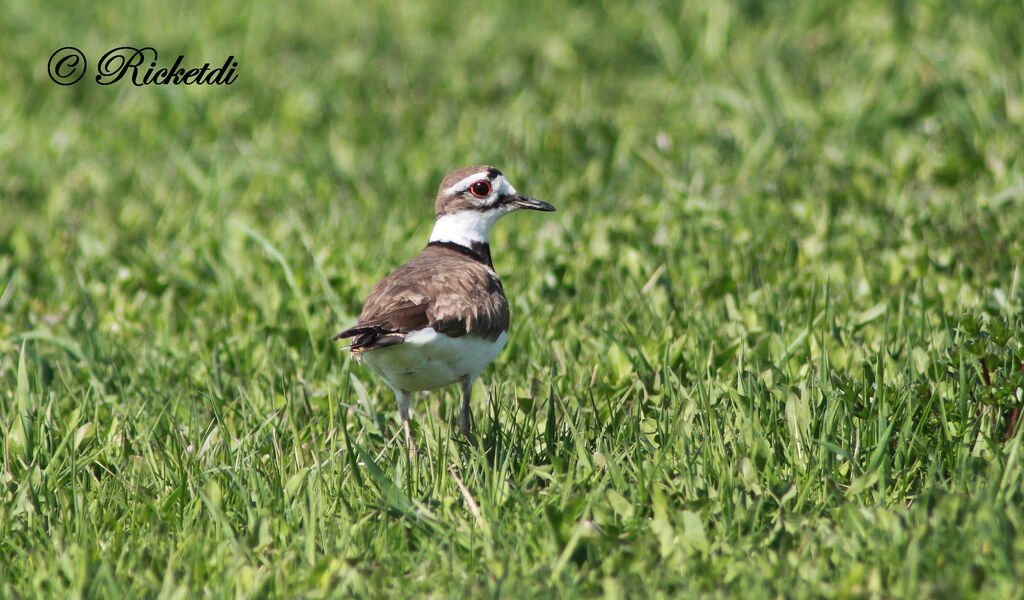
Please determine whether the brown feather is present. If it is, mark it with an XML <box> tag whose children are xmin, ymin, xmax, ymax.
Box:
<box><xmin>334</xmin><ymin>244</ymin><xmax>509</xmax><ymax>351</ymax></box>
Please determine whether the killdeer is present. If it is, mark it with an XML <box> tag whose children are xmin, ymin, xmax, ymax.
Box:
<box><xmin>333</xmin><ymin>166</ymin><xmax>555</xmax><ymax>449</ymax></box>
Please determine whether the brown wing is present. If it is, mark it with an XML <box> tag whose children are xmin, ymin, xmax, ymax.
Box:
<box><xmin>333</xmin><ymin>245</ymin><xmax>509</xmax><ymax>351</ymax></box>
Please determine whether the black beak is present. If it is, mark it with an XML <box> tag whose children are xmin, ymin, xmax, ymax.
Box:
<box><xmin>510</xmin><ymin>195</ymin><xmax>556</xmax><ymax>212</ymax></box>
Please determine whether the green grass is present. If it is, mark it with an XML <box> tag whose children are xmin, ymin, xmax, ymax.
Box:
<box><xmin>2</xmin><ymin>0</ymin><xmax>1024</xmax><ymax>597</ymax></box>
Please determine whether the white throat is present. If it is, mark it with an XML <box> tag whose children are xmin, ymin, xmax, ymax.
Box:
<box><xmin>429</xmin><ymin>209</ymin><xmax>509</xmax><ymax>247</ymax></box>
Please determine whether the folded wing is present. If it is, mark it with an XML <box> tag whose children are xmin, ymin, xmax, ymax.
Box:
<box><xmin>332</xmin><ymin>245</ymin><xmax>510</xmax><ymax>351</ymax></box>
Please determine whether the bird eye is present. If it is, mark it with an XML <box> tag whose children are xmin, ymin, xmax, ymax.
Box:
<box><xmin>469</xmin><ymin>180</ymin><xmax>491</xmax><ymax>198</ymax></box>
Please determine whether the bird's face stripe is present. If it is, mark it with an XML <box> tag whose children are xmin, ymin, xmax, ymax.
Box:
<box><xmin>442</xmin><ymin>171</ymin><xmax>515</xmax><ymax>202</ymax></box>
<box><xmin>495</xmin><ymin>175</ymin><xmax>516</xmax><ymax>199</ymax></box>
<box><xmin>443</xmin><ymin>171</ymin><xmax>492</xmax><ymax>197</ymax></box>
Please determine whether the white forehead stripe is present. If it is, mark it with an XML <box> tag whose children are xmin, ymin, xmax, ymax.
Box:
<box><xmin>497</xmin><ymin>176</ymin><xmax>516</xmax><ymax>197</ymax></box>
<box><xmin>443</xmin><ymin>172</ymin><xmax>492</xmax><ymax>196</ymax></box>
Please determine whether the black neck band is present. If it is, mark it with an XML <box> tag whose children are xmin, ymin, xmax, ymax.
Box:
<box><xmin>427</xmin><ymin>240</ymin><xmax>493</xmax><ymax>267</ymax></box>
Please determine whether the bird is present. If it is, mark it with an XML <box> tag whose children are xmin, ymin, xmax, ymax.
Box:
<box><xmin>333</xmin><ymin>165</ymin><xmax>555</xmax><ymax>450</ymax></box>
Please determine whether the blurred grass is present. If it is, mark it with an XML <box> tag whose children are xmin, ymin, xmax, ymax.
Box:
<box><xmin>2</xmin><ymin>0</ymin><xmax>1023</xmax><ymax>597</ymax></box>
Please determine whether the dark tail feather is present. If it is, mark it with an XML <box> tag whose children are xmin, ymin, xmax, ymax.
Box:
<box><xmin>332</xmin><ymin>324</ymin><xmax>405</xmax><ymax>351</ymax></box>
<box><xmin>332</xmin><ymin>325</ymin><xmax>379</xmax><ymax>341</ymax></box>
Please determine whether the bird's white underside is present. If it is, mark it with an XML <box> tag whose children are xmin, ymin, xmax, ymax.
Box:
<box><xmin>360</xmin><ymin>327</ymin><xmax>508</xmax><ymax>392</ymax></box>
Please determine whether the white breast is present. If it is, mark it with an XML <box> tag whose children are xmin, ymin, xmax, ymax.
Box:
<box><xmin>360</xmin><ymin>328</ymin><xmax>508</xmax><ymax>392</ymax></box>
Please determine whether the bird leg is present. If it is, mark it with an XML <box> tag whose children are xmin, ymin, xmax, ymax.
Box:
<box><xmin>458</xmin><ymin>376</ymin><xmax>478</xmax><ymax>447</ymax></box>
<box><xmin>396</xmin><ymin>389</ymin><xmax>417</xmax><ymax>455</ymax></box>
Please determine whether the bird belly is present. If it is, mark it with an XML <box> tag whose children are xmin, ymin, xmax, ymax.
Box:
<box><xmin>360</xmin><ymin>328</ymin><xmax>508</xmax><ymax>392</ymax></box>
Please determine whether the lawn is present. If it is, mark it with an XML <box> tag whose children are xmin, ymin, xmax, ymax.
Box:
<box><xmin>2</xmin><ymin>0</ymin><xmax>1023</xmax><ymax>597</ymax></box>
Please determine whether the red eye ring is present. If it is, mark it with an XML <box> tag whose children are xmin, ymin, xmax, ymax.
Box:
<box><xmin>469</xmin><ymin>180</ymin><xmax>491</xmax><ymax>198</ymax></box>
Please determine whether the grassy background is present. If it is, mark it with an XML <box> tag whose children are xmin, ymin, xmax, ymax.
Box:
<box><xmin>2</xmin><ymin>0</ymin><xmax>1023</xmax><ymax>597</ymax></box>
